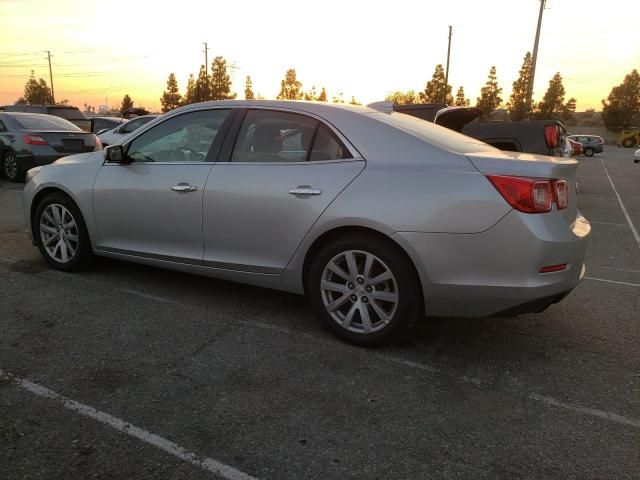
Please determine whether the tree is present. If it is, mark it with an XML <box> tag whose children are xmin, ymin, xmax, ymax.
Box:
<box><xmin>349</xmin><ymin>96</ymin><xmax>361</xmax><ymax>106</ymax></box>
<box><xmin>244</xmin><ymin>75</ymin><xmax>254</xmax><ymax>100</ymax></box>
<box><xmin>160</xmin><ymin>73</ymin><xmax>182</xmax><ymax>113</ymax></box>
<box><xmin>332</xmin><ymin>91</ymin><xmax>345</xmax><ymax>104</ymax></box>
<box><xmin>507</xmin><ymin>52</ymin><xmax>533</xmax><ymax>121</ymax></box>
<box><xmin>386</xmin><ymin>90</ymin><xmax>419</xmax><ymax>105</ymax></box>
<box><xmin>476</xmin><ymin>66</ymin><xmax>503</xmax><ymax>118</ymax></box>
<box><xmin>601</xmin><ymin>69</ymin><xmax>640</xmax><ymax>131</ymax></box>
<box><xmin>562</xmin><ymin>97</ymin><xmax>577</xmax><ymax>121</ymax></box>
<box><xmin>210</xmin><ymin>56</ymin><xmax>236</xmax><ymax>100</ymax></box>
<box><xmin>420</xmin><ymin>64</ymin><xmax>452</xmax><ymax>104</ymax></box>
<box><xmin>454</xmin><ymin>86</ymin><xmax>469</xmax><ymax>106</ymax></box>
<box><xmin>304</xmin><ymin>86</ymin><xmax>317</xmax><ymax>101</ymax></box>
<box><xmin>535</xmin><ymin>72</ymin><xmax>566</xmax><ymax>119</ymax></box>
<box><xmin>14</xmin><ymin>97</ymin><xmax>28</xmax><ymax>105</ymax></box>
<box><xmin>23</xmin><ymin>71</ymin><xmax>54</xmax><ymax>105</ymax></box>
<box><xmin>120</xmin><ymin>94</ymin><xmax>134</xmax><ymax>114</ymax></box>
<box><xmin>195</xmin><ymin>65</ymin><xmax>209</xmax><ymax>103</ymax></box>
<box><xmin>317</xmin><ymin>87</ymin><xmax>328</xmax><ymax>102</ymax></box>
<box><xmin>183</xmin><ymin>74</ymin><xmax>197</xmax><ymax>105</ymax></box>
<box><xmin>277</xmin><ymin>69</ymin><xmax>303</xmax><ymax>100</ymax></box>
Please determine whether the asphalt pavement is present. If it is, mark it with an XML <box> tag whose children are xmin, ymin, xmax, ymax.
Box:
<box><xmin>1</xmin><ymin>147</ymin><xmax>638</xmax><ymax>479</ymax></box>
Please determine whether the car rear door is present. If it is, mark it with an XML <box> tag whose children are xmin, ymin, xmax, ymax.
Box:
<box><xmin>92</xmin><ymin>108</ymin><xmax>233</xmax><ymax>262</ymax></box>
<box><xmin>202</xmin><ymin>108</ymin><xmax>365</xmax><ymax>273</ymax></box>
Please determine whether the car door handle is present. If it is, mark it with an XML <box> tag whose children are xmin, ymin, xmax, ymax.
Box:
<box><xmin>289</xmin><ymin>187</ymin><xmax>322</xmax><ymax>196</ymax></box>
<box><xmin>170</xmin><ymin>183</ymin><xmax>198</xmax><ymax>193</ymax></box>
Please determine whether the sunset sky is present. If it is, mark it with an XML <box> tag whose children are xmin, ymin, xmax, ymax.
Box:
<box><xmin>1</xmin><ymin>0</ymin><xmax>638</xmax><ymax>112</ymax></box>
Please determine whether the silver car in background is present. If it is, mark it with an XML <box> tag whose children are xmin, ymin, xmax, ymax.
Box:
<box><xmin>22</xmin><ymin>100</ymin><xmax>591</xmax><ymax>346</ymax></box>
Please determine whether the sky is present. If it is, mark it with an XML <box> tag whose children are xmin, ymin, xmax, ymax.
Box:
<box><xmin>0</xmin><ymin>0</ymin><xmax>638</xmax><ymax>112</ymax></box>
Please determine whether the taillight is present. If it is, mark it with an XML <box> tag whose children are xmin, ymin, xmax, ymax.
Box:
<box><xmin>487</xmin><ymin>175</ymin><xmax>568</xmax><ymax>213</ymax></box>
<box><xmin>544</xmin><ymin>125</ymin><xmax>558</xmax><ymax>149</ymax></box>
<box><xmin>553</xmin><ymin>179</ymin><xmax>568</xmax><ymax>209</ymax></box>
<box><xmin>23</xmin><ymin>135</ymin><xmax>48</xmax><ymax>145</ymax></box>
<box><xmin>95</xmin><ymin>137</ymin><xmax>102</xmax><ymax>150</ymax></box>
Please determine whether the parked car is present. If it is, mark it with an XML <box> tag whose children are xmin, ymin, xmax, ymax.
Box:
<box><xmin>23</xmin><ymin>101</ymin><xmax>590</xmax><ymax>346</ymax></box>
<box><xmin>3</xmin><ymin>104</ymin><xmax>92</xmax><ymax>132</ymax></box>
<box><xmin>90</xmin><ymin>116</ymin><xmax>126</xmax><ymax>134</ymax></box>
<box><xmin>391</xmin><ymin>102</ymin><xmax>571</xmax><ymax>157</ymax></box>
<box><xmin>0</xmin><ymin>112</ymin><xmax>101</xmax><ymax>182</ymax></box>
<box><xmin>634</xmin><ymin>148</ymin><xmax>640</xmax><ymax>163</ymax></box>
<box><xmin>568</xmin><ymin>138</ymin><xmax>583</xmax><ymax>156</ymax></box>
<box><xmin>567</xmin><ymin>135</ymin><xmax>604</xmax><ymax>156</ymax></box>
<box><xmin>98</xmin><ymin>115</ymin><xmax>157</xmax><ymax>146</ymax></box>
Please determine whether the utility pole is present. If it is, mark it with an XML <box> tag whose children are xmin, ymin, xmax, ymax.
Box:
<box><xmin>444</xmin><ymin>26</ymin><xmax>452</xmax><ymax>104</ymax></box>
<box><xmin>202</xmin><ymin>42</ymin><xmax>209</xmax><ymax>101</ymax></box>
<box><xmin>527</xmin><ymin>0</ymin><xmax>546</xmax><ymax>115</ymax></box>
<box><xmin>45</xmin><ymin>50</ymin><xmax>55</xmax><ymax>104</ymax></box>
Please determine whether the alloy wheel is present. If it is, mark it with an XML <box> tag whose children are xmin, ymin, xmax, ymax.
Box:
<box><xmin>320</xmin><ymin>250</ymin><xmax>399</xmax><ymax>334</ymax></box>
<box><xmin>39</xmin><ymin>203</ymin><xmax>79</xmax><ymax>263</ymax></box>
<box><xmin>4</xmin><ymin>153</ymin><xmax>17</xmax><ymax>180</ymax></box>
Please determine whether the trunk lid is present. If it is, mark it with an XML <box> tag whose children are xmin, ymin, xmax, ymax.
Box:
<box><xmin>466</xmin><ymin>150</ymin><xmax>579</xmax><ymax>224</ymax></box>
<box><xmin>36</xmin><ymin>131</ymin><xmax>98</xmax><ymax>154</ymax></box>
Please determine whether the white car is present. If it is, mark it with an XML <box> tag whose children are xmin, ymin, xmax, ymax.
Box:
<box><xmin>98</xmin><ymin>115</ymin><xmax>157</xmax><ymax>146</ymax></box>
<box><xmin>634</xmin><ymin>148</ymin><xmax>640</xmax><ymax>163</ymax></box>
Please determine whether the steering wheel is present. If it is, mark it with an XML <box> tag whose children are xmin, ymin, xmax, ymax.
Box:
<box><xmin>171</xmin><ymin>145</ymin><xmax>205</xmax><ymax>162</ymax></box>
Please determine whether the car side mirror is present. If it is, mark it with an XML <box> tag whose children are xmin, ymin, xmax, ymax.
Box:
<box><xmin>104</xmin><ymin>145</ymin><xmax>131</xmax><ymax>164</ymax></box>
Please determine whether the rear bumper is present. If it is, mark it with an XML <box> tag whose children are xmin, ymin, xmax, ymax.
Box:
<box><xmin>393</xmin><ymin>210</ymin><xmax>591</xmax><ymax>317</ymax></box>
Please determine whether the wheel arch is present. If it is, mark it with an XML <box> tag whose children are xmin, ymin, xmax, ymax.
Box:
<box><xmin>301</xmin><ymin>225</ymin><xmax>424</xmax><ymax>301</ymax></box>
<box><xmin>30</xmin><ymin>187</ymin><xmax>80</xmax><ymax>242</ymax></box>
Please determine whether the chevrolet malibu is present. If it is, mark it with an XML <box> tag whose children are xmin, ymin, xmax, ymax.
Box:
<box><xmin>23</xmin><ymin>100</ymin><xmax>591</xmax><ymax>346</ymax></box>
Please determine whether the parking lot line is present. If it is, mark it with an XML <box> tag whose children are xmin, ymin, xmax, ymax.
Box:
<box><xmin>588</xmin><ymin>220</ymin><xmax>629</xmax><ymax>228</ymax></box>
<box><xmin>0</xmin><ymin>369</ymin><xmax>260</xmax><ymax>480</ymax></box>
<box><xmin>529</xmin><ymin>394</ymin><xmax>640</xmax><ymax>429</ymax></box>
<box><xmin>601</xmin><ymin>159</ymin><xmax>640</xmax><ymax>249</ymax></box>
<box><xmin>585</xmin><ymin>276</ymin><xmax>640</xmax><ymax>288</ymax></box>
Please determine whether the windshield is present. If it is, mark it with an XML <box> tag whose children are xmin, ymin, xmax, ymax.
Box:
<box><xmin>13</xmin><ymin>114</ymin><xmax>81</xmax><ymax>131</ymax></box>
<box><xmin>369</xmin><ymin>111</ymin><xmax>499</xmax><ymax>154</ymax></box>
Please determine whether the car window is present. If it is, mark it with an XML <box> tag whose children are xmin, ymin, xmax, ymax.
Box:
<box><xmin>126</xmin><ymin>109</ymin><xmax>229</xmax><ymax>163</ymax></box>
<box><xmin>48</xmin><ymin>107</ymin><xmax>85</xmax><ymax>120</ymax></box>
<box><xmin>25</xmin><ymin>106</ymin><xmax>42</xmax><ymax>113</ymax></box>
<box><xmin>231</xmin><ymin>110</ymin><xmax>318</xmax><ymax>163</ymax></box>
<box><xmin>309</xmin><ymin>124</ymin><xmax>352</xmax><ymax>161</ymax></box>
<box><xmin>12</xmin><ymin>114</ymin><xmax>81</xmax><ymax>131</ymax></box>
<box><xmin>123</xmin><ymin>117</ymin><xmax>152</xmax><ymax>133</ymax></box>
<box><xmin>0</xmin><ymin>120</ymin><xmax>6</xmax><ymax>131</ymax></box>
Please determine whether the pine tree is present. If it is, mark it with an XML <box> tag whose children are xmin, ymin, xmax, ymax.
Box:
<box><xmin>195</xmin><ymin>65</ymin><xmax>208</xmax><ymax>103</ymax></box>
<box><xmin>244</xmin><ymin>75</ymin><xmax>254</xmax><ymax>100</ymax></box>
<box><xmin>183</xmin><ymin>74</ymin><xmax>197</xmax><ymax>105</ymax></box>
<box><xmin>476</xmin><ymin>66</ymin><xmax>503</xmax><ymax>118</ymax></box>
<box><xmin>277</xmin><ymin>69</ymin><xmax>303</xmax><ymax>100</ymax></box>
<box><xmin>420</xmin><ymin>64</ymin><xmax>452</xmax><ymax>104</ymax></box>
<box><xmin>120</xmin><ymin>94</ymin><xmax>134</xmax><ymax>114</ymax></box>
<box><xmin>23</xmin><ymin>71</ymin><xmax>54</xmax><ymax>105</ymax></box>
<box><xmin>536</xmin><ymin>72</ymin><xmax>566</xmax><ymax>119</ymax></box>
<box><xmin>210</xmin><ymin>56</ymin><xmax>236</xmax><ymax>100</ymax></box>
<box><xmin>317</xmin><ymin>87</ymin><xmax>328</xmax><ymax>102</ymax></box>
<box><xmin>304</xmin><ymin>86</ymin><xmax>317</xmax><ymax>101</ymax></box>
<box><xmin>332</xmin><ymin>91</ymin><xmax>345</xmax><ymax>104</ymax></box>
<box><xmin>601</xmin><ymin>69</ymin><xmax>640</xmax><ymax>131</ymax></box>
<box><xmin>508</xmin><ymin>52</ymin><xmax>533</xmax><ymax>121</ymax></box>
<box><xmin>454</xmin><ymin>86</ymin><xmax>469</xmax><ymax>106</ymax></box>
<box><xmin>349</xmin><ymin>96</ymin><xmax>361</xmax><ymax>105</ymax></box>
<box><xmin>160</xmin><ymin>73</ymin><xmax>182</xmax><ymax>113</ymax></box>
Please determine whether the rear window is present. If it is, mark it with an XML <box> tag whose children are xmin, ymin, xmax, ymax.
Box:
<box><xmin>369</xmin><ymin>111</ymin><xmax>498</xmax><ymax>154</ymax></box>
<box><xmin>48</xmin><ymin>107</ymin><xmax>86</xmax><ymax>120</ymax></box>
<box><xmin>13</xmin><ymin>114</ymin><xmax>81</xmax><ymax>131</ymax></box>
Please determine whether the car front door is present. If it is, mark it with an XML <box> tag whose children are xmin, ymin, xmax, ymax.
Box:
<box><xmin>92</xmin><ymin>108</ymin><xmax>232</xmax><ymax>262</ymax></box>
<box><xmin>202</xmin><ymin>108</ymin><xmax>365</xmax><ymax>273</ymax></box>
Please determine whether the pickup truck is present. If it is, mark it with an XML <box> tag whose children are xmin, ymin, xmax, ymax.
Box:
<box><xmin>387</xmin><ymin>102</ymin><xmax>571</xmax><ymax>157</ymax></box>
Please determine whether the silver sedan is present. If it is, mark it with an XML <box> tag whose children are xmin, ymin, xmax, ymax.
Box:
<box><xmin>23</xmin><ymin>100</ymin><xmax>591</xmax><ymax>346</ymax></box>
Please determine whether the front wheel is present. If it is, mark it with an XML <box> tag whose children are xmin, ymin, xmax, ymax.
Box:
<box><xmin>584</xmin><ymin>147</ymin><xmax>594</xmax><ymax>157</ymax></box>
<box><xmin>34</xmin><ymin>193</ymin><xmax>93</xmax><ymax>271</ymax></box>
<box><xmin>308</xmin><ymin>234</ymin><xmax>421</xmax><ymax>346</ymax></box>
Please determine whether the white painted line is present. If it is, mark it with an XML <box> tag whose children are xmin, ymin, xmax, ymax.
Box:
<box><xmin>585</xmin><ymin>276</ymin><xmax>640</xmax><ymax>288</ymax></box>
<box><xmin>589</xmin><ymin>220</ymin><xmax>629</xmax><ymax>228</ymax></box>
<box><xmin>601</xmin><ymin>159</ymin><xmax>640</xmax><ymax>249</ymax></box>
<box><xmin>602</xmin><ymin>266</ymin><xmax>640</xmax><ymax>274</ymax></box>
<box><xmin>0</xmin><ymin>369</ymin><xmax>260</xmax><ymax>480</ymax></box>
<box><xmin>530</xmin><ymin>394</ymin><xmax>640</xmax><ymax>429</ymax></box>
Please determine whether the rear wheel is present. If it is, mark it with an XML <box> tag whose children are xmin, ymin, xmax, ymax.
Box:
<box><xmin>308</xmin><ymin>234</ymin><xmax>421</xmax><ymax>346</ymax></box>
<box><xmin>584</xmin><ymin>147</ymin><xmax>594</xmax><ymax>157</ymax></box>
<box><xmin>2</xmin><ymin>151</ymin><xmax>23</xmax><ymax>182</ymax></box>
<box><xmin>34</xmin><ymin>193</ymin><xmax>93</xmax><ymax>271</ymax></box>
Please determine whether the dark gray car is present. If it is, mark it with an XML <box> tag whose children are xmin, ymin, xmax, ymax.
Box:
<box><xmin>0</xmin><ymin>112</ymin><xmax>101</xmax><ymax>182</ymax></box>
<box><xmin>567</xmin><ymin>135</ymin><xmax>604</xmax><ymax>156</ymax></box>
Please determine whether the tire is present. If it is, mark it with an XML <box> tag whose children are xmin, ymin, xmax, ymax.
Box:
<box><xmin>622</xmin><ymin>138</ymin><xmax>636</xmax><ymax>148</ymax></box>
<box><xmin>584</xmin><ymin>147</ymin><xmax>594</xmax><ymax>157</ymax></box>
<box><xmin>33</xmin><ymin>192</ymin><xmax>93</xmax><ymax>272</ymax></box>
<box><xmin>2</xmin><ymin>151</ymin><xmax>23</xmax><ymax>182</ymax></box>
<box><xmin>308</xmin><ymin>234</ymin><xmax>421</xmax><ymax>347</ymax></box>
<box><xmin>634</xmin><ymin>159</ymin><xmax>639</xmax><ymax>164</ymax></box>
